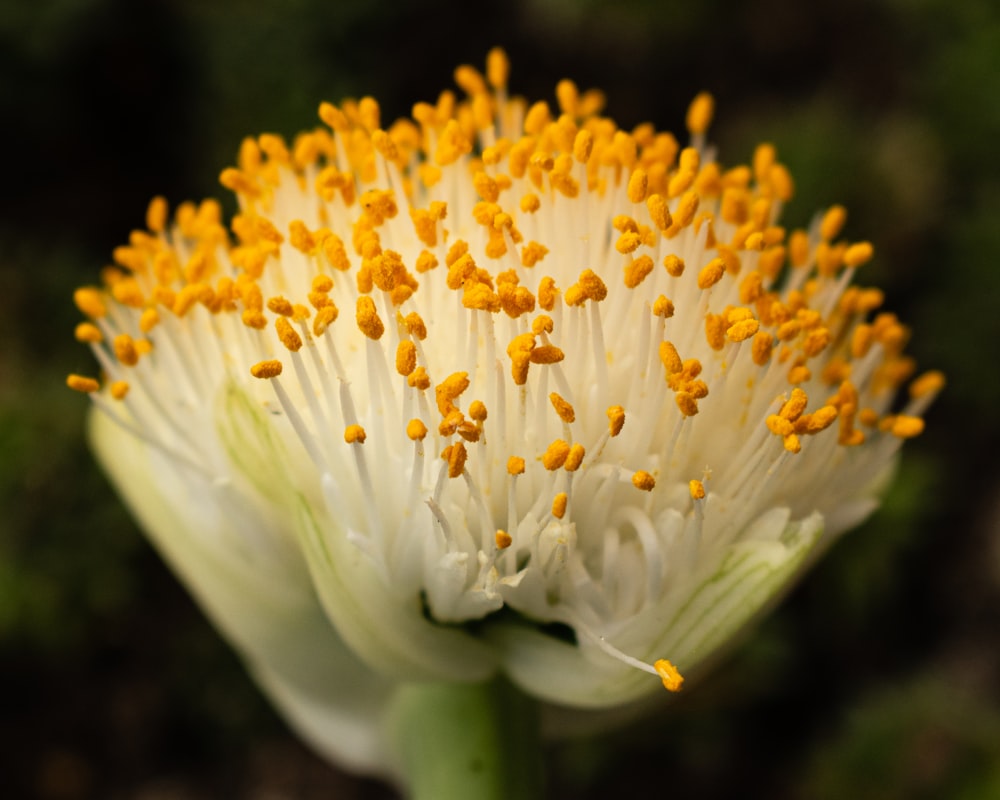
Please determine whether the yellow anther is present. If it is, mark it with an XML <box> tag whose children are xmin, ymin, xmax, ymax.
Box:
<box><xmin>576</xmin><ymin>269</ymin><xmax>606</xmax><ymax>302</ymax></box>
<box><xmin>549</xmin><ymin>392</ymin><xmax>576</xmax><ymax>424</ymax></box>
<box><xmin>136</xmin><ymin>307</ymin><xmax>159</xmax><ymax>333</ymax></box>
<box><xmin>766</xmin><ymin>414</ymin><xmax>794</xmax><ymax>437</ymax></box>
<box><xmin>518</xmin><ymin>192</ymin><xmax>542</xmax><ymax>215</ymax></box>
<box><xmin>473</xmin><ymin>171</ymin><xmax>500</xmax><ymax>203</ymax></box>
<box><xmin>697</xmin><ymin>257</ymin><xmax>726</xmax><ymax>290</ymax></box>
<box><xmin>551</xmin><ymin>492</ymin><xmax>568</xmax><ymax>520</ymax></box>
<box><xmin>607</xmin><ymin>405</ymin><xmax>626</xmax><ymax>437</ymax></box>
<box><xmin>788</xmin><ymin>229</ymin><xmax>810</xmax><ymax>268</ymax></box>
<box><xmin>66</xmin><ymin>374</ymin><xmax>99</xmax><ymax>393</ymax></box>
<box><xmin>267</xmin><ymin>295</ymin><xmax>294</xmax><ymax>317</ymax></box>
<box><xmin>242</xmin><ymin>309</ymin><xmax>267</xmax><ymax>329</ymax></box>
<box><xmin>704</xmin><ymin>314</ymin><xmax>727</xmax><ymax>351</ymax></box>
<box><xmin>768</xmin><ymin>163</ymin><xmax>795</xmax><ymax>201</ymax></box>
<box><xmin>727</xmin><ymin>318</ymin><xmax>759</xmax><ymax>342</ymax></box>
<box><xmin>408</xmin><ymin>366</ymin><xmax>431</xmax><ymax>391</ymax></box>
<box><xmin>495</xmin><ymin>529</ymin><xmax>513</xmax><ymax>550</ymax></box>
<box><xmin>820</xmin><ymin>205</ymin><xmax>847</xmax><ymax>241</ymax></box>
<box><xmin>655</xmin><ymin>659</ymin><xmax>684</xmax><ymax>693</ymax></box>
<box><xmin>689</xmin><ymin>480</ymin><xmax>705</xmax><ymax>500</ymax></box>
<box><xmin>663</xmin><ymin>254</ymin><xmax>685</xmax><ymax>277</ymax></box>
<box><xmin>529</xmin><ymin>345</ymin><xmax>565</xmax><ymax>365</ymax></box>
<box><xmin>486</xmin><ymin>47</ymin><xmax>509</xmax><ymax>90</ymax></box>
<box><xmin>250</xmin><ymin>359</ymin><xmax>283</xmax><ymax>379</ymax></box>
<box><xmin>803</xmin><ymin>328</ymin><xmax>831</xmax><ymax>358</ymax></box>
<box><xmin>627</xmin><ymin>169</ymin><xmax>648</xmax><ymax>204</ymax></box>
<box><xmin>783</xmin><ymin>433</ymin><xmax>802</xmax><ymax>453</ymax></box>
<box><xmin>442</xmin><ymin>441</ymin><xmax>468</xmax><ymax>478</ymax></box>
<box><xmin>408</xmin><ymin>250</ymin><xmax>435</xmax><ymax>275</ymax></box>
<box><xmin>799</xmin><ymin>405</ymin><xmax>839</xmax><ymax>434</ymax></box>
<box><xmin>146</xmin><ymin>196</ymin><xmax>168</xmax><ymax>233</ymax></box>
<box><xmin>646</xmin><ymin>194</ymin><xmax>672</xmax><ymax>231</ymax></box>
<box><xmin>345</xmin><ymin>424</ymin><xmax>367</xmax><ymax>444</ymax></box>
<box><xmin>468</xmin><ymin>400</ymin><xmax>488</xmax><ymax>423</ymax></box>
<box><xmin>676</xmin><ymin>392</ymin><xmax>699</xmax><ymax>416</ymax></box>
<box><xmin>74</xmin><ymin>322</ymin><xmax>103</xmax><ymax>343</ymax></box>
<box><xmin>659</xmin><ymin>340</ymin><xmax>683</xmax><ymax>375</ymax></box>
<box><xmin>113</xmin><ymin>334</ymin><xmax>138</xmax><ymax>366</ymax></box>
<box><xmin>531</xmin><ymin>315</ymin><xmax>554</xmax><ymax>336</ymax></box>
<box><xmin>843</xmin><ymin>241</ymin><xmax>874</xmax><ymax>268</ymax></box>
<box><xmin>752</xmin><ymin>142</ymin><xmax>776</xmax><ymax>186</ymax></box>
<box><xmin>523</xmin><ymin>100</ymin><xmax>551</xmax><ymax>135</ymax></box>
<box><xmin>891</xmin><ymin>415</ymin><xmax>925</xmax><ymax>438</ymax></box>
<box><xmin>751</xmin><ymin>331</ymin><xmax>774</xmax><ymax>366</ymax></box>
<box><xmin>537</xmin><ymin>276</ymin><xmax>558</xmax><ymax>310</ymax></box>
<box><xmin>387</xmin><ymin>341</ymin><xmax>416</xmax><ymax>379</ymax></box>
<box><xmin>632</xmin><ymin>470</ymin><xmax>656</xmax><ymax>491</ymax></box>
<box><xmin>106</xmin><ymin>380</ymin><xmax>129</xmax><ymax>400</ymax></box>
<box><xmin>74</xmin><ymin>287</ymin><xmax>106</xmax><ymax>318</ymax></box>
<box><xmin>312</xmin><ymin>305</ymin><xmax>339</xmax><ymax>336</ymax></box>
<box><xmin>564</xmin><ymin>443</ymin><xmax>585</xmax><ymax>472</ymax></box>
<box><xmin>624</xmin><ymin>255</ymin><xmax>655</xmax><ymax>288</ymax></box>
<box><xmin>434</xmin><ymin>373</ymin><xmax>471</xmax><ymax>418</ymax></box>
<box><xmin>669</xmin><ymin>191</ymin><xmax>700</xmax><ymax>231</ymax></box>
<box><xmin>288</xmin><ymin>220</ymin><xmax>316</xmax><ymax>254</ymax></box>
<box><xmin>405</xmin><ymin>418</ymin><xmax>428</xmax><ymax>441</ymax></box>
<box><xmin>909</xmin><ymin>370</ymin><xmax>945</xmax><ymax>399</ymax></box>
<box><xmin>779</xmin><ymin>388</ymin><xmax>809</xmax><ymax>421</ymax></box>
<box><xmin>616</xmin><ymin>231</ymin><xmax>641</xmax><ymax>255</ymax></box>
<box><xmin>275</xmin><ymin>316</ymin><xmax>303</xmax><ymax>352</ymax></box>
<box><xmin>356</xmin><ymin>296</ymin><xmax>384</xmax><ymax>340</ymax></box>
<box><xmin>686</xmin><ymin>91</ymin><xmax>714</xmax><ymax>136</ymax></box>
<box><xmin>542</xmin><ymin>439</ymin><xmax>571</xmax><ymax>470</ymax></box>
<box><xmin>777</xmin><ymin>320</ymin><xmax>802</xmax><ymax>342</ymax></box>
<box><xmin>652</xmin><ymin>295</ymin><xmax>675</xmax><ymax>318</ymax></box>
<box><xmin>572</xmin><ymin>129</ymin><xmax>594</xmax><ymax>163</ymax></box>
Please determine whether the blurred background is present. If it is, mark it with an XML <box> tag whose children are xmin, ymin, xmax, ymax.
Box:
<box><xmin>1</xmin><ymin>0</ymin><xmax>998</xmax><ymax>797</ymax></box>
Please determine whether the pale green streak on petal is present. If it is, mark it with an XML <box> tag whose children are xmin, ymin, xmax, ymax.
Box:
<box><xmin>90</xmin><ymin>409</ymin><xmax>397</xmax><ymax>776</ymax></box>
<box><xmin>215</xmin><ymin>380</ymin><xmax>299</xmax><ymax>508</ymax></box>
<box><xmin>293</xmin><ymin>492</ymin><xmax>499</xmax><ymax>684</ymax></box>
<box><xmin>490</xmin><ymin>511</ymin><xmax>824</xmax><ymax>709</ymax></box>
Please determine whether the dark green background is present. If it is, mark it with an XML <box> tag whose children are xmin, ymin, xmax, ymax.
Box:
<box><xmin>2</xmin><ymin>0</ymin><xmax>998</xmax><ymax>797</ymax></box>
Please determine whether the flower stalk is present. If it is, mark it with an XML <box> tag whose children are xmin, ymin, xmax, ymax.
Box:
<box><xmin>387</xmin><ymin>678</ymin><xmax>543</xmax><ymax>800</ymax></box>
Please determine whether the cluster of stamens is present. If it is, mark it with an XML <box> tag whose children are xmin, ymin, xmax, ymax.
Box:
<box><xmin>68</xmin><ymin>49</ymin><xmax>941</xmax><ymax>696</ymax></box>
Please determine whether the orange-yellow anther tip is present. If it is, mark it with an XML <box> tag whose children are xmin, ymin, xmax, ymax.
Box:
<box><xmin>686</xmin><ymin>92</ymin><xmax>714</xmax><ymax>136</ymax></box>
<box><xmin>607</xmin><ymin>405</ymin><xmax>626</xmax><ymax>437</ymax></box>
<box><xmin>632</xmin><ymin>470</ymin><xmax>656</xmax><ymax>491</ymax></box>
<box><xmin>495</xmin><ymin>529</ymin><xmax>513</xmax><ymax>549</ymax></box>
<box><xmin>552</xmin><ymin>492</ymin><xmax>568</xmax><ymax>519</ymax></box>
<box><xmin>250</xmin><ymin>359</ymin><xmax>283</xmax><ymax>379</ymax></box>
<box><xmin>655</xmin><ymin>659</ymin><xmax>684</xmax><ymax>693</ymax></box>
<box><xmin>406</xmin><ymin>418</ymin><xmax>428</xmax><ymax>441</ymax></box>
<box><xmin>507</xmin><ymin>455</ymin><xmax>526</xmax><ymax>475</ymax></box>
<box><xmin>891</xmin><ymin>415</ymin><xmax>925</xmax><ymax>438</ymax></box>
<box><xmin>689</xmin><ymin>479</ymin><xmax>706</xmax><ymax>500</ymax></box>
<box><xmin>910</xmin><ymin>370</ymin><xmax>945</xmax><ymax>399</ymax></box>
<box><xmin>345</xmin><ymin>424</ymin><xmax>367</xmax><ymax>444</ymax></box>
<box><xmin>843</xmin><ymin>241</ymin><xmax>874</xmax><ymax>268</ymax></box>
<box><xmin>66</xmin><ymin>374</ymin><xmax>99</xmax><ymax>393</ymax></box>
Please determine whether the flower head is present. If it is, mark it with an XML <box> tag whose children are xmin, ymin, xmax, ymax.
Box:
<box><xmin>69</xmin><ymin>49</ymin><xmax>940</xmax><ymax>742</ymax></box>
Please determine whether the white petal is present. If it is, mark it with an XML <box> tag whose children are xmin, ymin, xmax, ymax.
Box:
<box><xmin>89</xmin><ymin>409</ymin><xmax>397</xmax><ymax>776</ymax></box>
<box><xmin>491</xmin><ymin>511</ymin><xmax>824</xmax><ymax>708</ymax></box>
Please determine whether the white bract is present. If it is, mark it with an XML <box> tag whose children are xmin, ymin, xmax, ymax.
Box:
<box><xmin>70</xmin><ymin>49</ymin><xmax>940</xmax><ymax>770</ymax></box>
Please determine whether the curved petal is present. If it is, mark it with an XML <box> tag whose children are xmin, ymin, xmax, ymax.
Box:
<box><xmin>490</xmin><ymin>511</ymin><xmax>824</xmax><ymax>709</ymax></box>
<box><xmin>89</xmin><ymin>409</ymin><xmax>398</xmax><ymax>777</ymax></box>
<box><xmin>292</xmin><ymin>482</ymin><xmax>500</xmax><ymax>683</ymax></box>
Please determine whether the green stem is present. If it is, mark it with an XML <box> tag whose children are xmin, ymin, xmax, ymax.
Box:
<box><xmin>387</xmin><ymin>678</ymin><xmax>544</xmax><ymax>800</ymax></box>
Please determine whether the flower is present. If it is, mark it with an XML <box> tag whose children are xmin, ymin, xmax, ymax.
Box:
<box><xmin>68</xmin><ymin>49</ymin><xmax>941</xmax><ymax>766</ymax></box>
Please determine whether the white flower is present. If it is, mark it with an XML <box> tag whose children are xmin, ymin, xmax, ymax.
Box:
<box><xmin>68</xmin><ymin>49</ymin><xmax>940</xmax><ymax>764</ymax></box>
